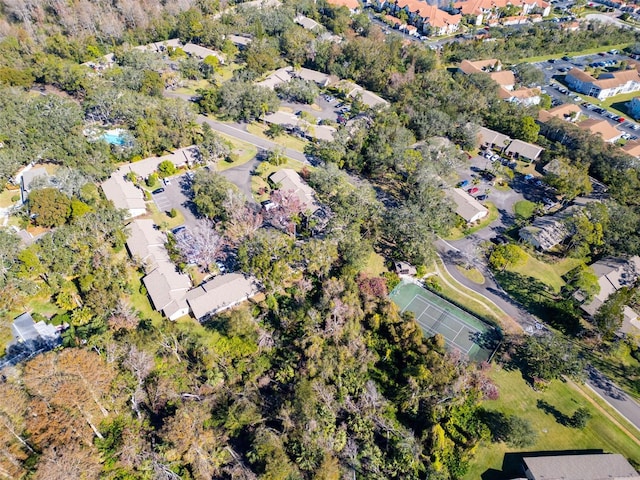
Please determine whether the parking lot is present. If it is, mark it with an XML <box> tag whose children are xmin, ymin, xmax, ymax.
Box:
<box><xmin>532</xmin><ymin>50</ymin><xmax>640</xmax><ymax>135</ymax></box>
<box><xmin>151</xmin><ymin>174</ymin><xmax>201</xmax><ymax>229</ymax></box>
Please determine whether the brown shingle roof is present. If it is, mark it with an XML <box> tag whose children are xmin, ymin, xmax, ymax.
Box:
<box><xmin>578</xmin><ymin>118</ymin><xmax>622</xmax><ymax>142</ymax></box>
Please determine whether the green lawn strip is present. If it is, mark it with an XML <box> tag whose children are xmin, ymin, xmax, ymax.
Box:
<box><xmin>513</xmin><ymin>199</ymin><xmax>537</xmax><ymax>220</ymax></box>
<box><xmin>432</xmin><ymin>257</ymin><xmax>517</xmax><ymax>333</ymax></box>
<box><xmin>0</xmin><ymin>187</ymin><xmax>20</xmax><ymax>208</ymax></box>
<box><xmin>517</xmin><ymin>43</ymin><xmax>631</xmax><ymax>64</ymax></box>
<box><xmin>245</xmin><ymin>122</ymin><xmax>309</xmax><ymax>153</ymax></box>
<box><xmin>464</xmin><ymin>367</ymin><xmax>640</xmax><ymax>480</ymax></box>
<box><xmin>174</xmin><ymin>79</ymin><xmax>212</xmax><ymax>96</ymax></box>
<box><xmin>446</xmin><ymin>202</ymin><xmax>499</xmax><ymax>240</ymax></box>
<box><xmin>213</xmin><ymin>132</ymin><xmax>258</xmax><ymax>170</ymax></box>
<box><xmin>455</xmin><ymin>265</ymin><xmax>485</xmax><ymax>284</ymax></box>
<box><xmin>126</xmin><ymin>266</ymin><xmax>164</xmax><ymax>327</ymax></box>
<box><xmin>507</xmin><ymin>253</ymin><xmax>582</xmax><ymax>293</ymax></box>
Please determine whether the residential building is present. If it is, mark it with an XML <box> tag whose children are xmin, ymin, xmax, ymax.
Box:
<box><xmin>228</xmin><ymin>34</ymin><xmax>252</xmax><ymax>49</ymax></box>
<box><xmin>291</xmin><ymin>67</ymin><xmax>333</xmax><ymax>87</ymax></box>
<box><xmin>19</xmin><ymin>165</ymin><xmax>49</xmax><ymax>203</ymax></box>
<box><xmin>577</xmin><ymin>256</ymin><xmax>640</xmax><ymax>333</ymax></box>
<box><xmin>101</xmin><ymin>170</ymin><xmax>147</xmax><ymax>218</ymax></box>
<box><xmin>627</xmin><ymin>96</ymin><xmax>640</xmax><ymax>119</ymax></box>
<box><xmin>523</xmin><ymin>453</ymin><xmax>640</xmax><ymax>480</ymax></box>
<box><xmin>504</xmin><ymin>139</ymin><xmax>544</xmax><ymax>161</ymax></box>
<box><xmin>499</xmin><ymin>86</ymin><xmax>541</xmax><ymax>106</ymax></box>
<box><xmin>294</xmin><ymin>15</ymin><xmax>321</xmax><ymax>31</ymax></box>
<box><xmin>185</xmin><ymin>273</ymin><xmax>260</xmax><ymax>321</ymax></box>
<box><xmin>347</xmin><ymin>85</ymin><xmax>389</xmax><ymax>107</ymax></box>
<box><xmin>565</xmin><ymin>67</ymin><xmax>640</xmax><ymax>100</ymax></box>
<box><xmin>257</xmin><ymin>66</ymin><xmax>294</xmax><ymax>90</ymax></box>
<box><xmin>477</xmin><ymin>126</ymin><xmax>512</xmax><ymax>150</ymax></box>
<box><xmin>622</xmin><ymin>139</ymin><xmax>640</xmax><ymax>158</ymax></box>
<box><xmin>459</xmin><ymin>58</ymin><xmax>503</xmax><ymax>75</ymax></box>
<box><xmin>143</xmin><ymin>263</ymin><xmax>192</xmax><ymax>320</ymax></box>
<box><xmin>452</xmin><ymin>0</ymin><xmax>550</xmax><ymax>25</ymax></box>
<box><xmin>448</xmin><ymin>188</ymin><xmax>489</xmax><ymax>224</ymax></box>
<box><xmin>326</xmin><ymin>0</ymin><xmax>361</xmax><ymax>13</ymax></box>
<box><xmin>578</xmin><ymin>118</ymin><xmax>623</xmax><ymax>143</ymax></box>
<box><xmin>181</xmin><ymin>43</ymin><xmax>225</xmax><ymax>63</ymax></box>
<box><xmin>269</xmin><ymin>169</ymin><xmax>320</xmax><ymax>214</ymax></box>
<box><xmin>395</xmin><ymin>261</ymin><xmax>417</xmax><ymax>276</ymax></box>
<box><xmin>375</xmin><ymin>0</ymin><xmax>461</xmax><ymax>35</ymax></box>
<box><xmin>519</xmin><ymin>207</ymin><xmax>579</xmax><ymax>250</ymax></box>
<box><xmin>538</xmin><ymin>103</ymin><xmax>582</xmax><ymax>123</ymax></box>
<box><xmin>11</xmin><ymin>312</ymin><xmax>60</xmax><ymax>345</ymax></box>
<box><xmin>125</xmin><ymin>219</ymin><xmax>167</xmax><ymax>269</ymax></box>
<box><xmin>262</xmin><ymin>111</ymin><xmax>336</xmax><ymax>142</ymax></box>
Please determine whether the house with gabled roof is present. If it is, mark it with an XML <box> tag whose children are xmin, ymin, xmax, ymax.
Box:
<box><xmin>566</xmin><ymin>67</ymin><xmax>640</xmax><ymax>100</ymax></box>
<box><xmin>504</xmin><ymin>139</ymin><xmax>544</xmax><ymax>161</ymax></box>
<box><xmin>523</xmin><ymin>453</ymin><xmax>640</xmax><ymax>480</ymax></box>
<box><xmin>269</xmin><ymin>169</ymin><xmax>321</xmax><ymax>214</ymax></box>
<box><xmin>19</xmin><ymin>165</ymin><xmax>49</xmax><ymax>203</ymax></box>
<box><xmin>185</xmin><ymin>273</ymin><xmax>260</xmax><ymax>321</ymax></box>
<box><xmin>578</xmin><ymin>118</ymin><xmax>623</xmax><ymax>143</ymax></box>
<box><xmin>577</xmin><ymin>256</ymin><xmax>640</xmax><ymax>334</ymax></box>
<box><xmin>448</xmin><ymin>188</ymin><xmax>489</xmax><ymax>224</ymax></box>
<box><xmin>477</xmin><ymin>126</ymin><xmax>512</xmax><ymax>149</ymax></box>
<box><xmin>101</xmin><ymin>171</ymin><xmax>146</xmax><ymax>218</ymax></box>
<box><xmin>538</xmin><ymin>103</ymin><xmax>582</xmax><ymax>123</ymax></box>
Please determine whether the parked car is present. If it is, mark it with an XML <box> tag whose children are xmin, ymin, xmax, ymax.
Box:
<box><xmin>524</xmin><ymin>174</ymin><xmax>534</xmax><ymax>182</ymax></box>
<box><xmin>468</xmin><ymin>187</ymin><xmax>479</xmax><ymax>195</ymax></box>
<box><xmin>172</xmin><ymin>226</ymin><xmax>186</xmax><ymax>235</ymax></box>
<box><xmin>490</xmin><ymin>154</ymin><xmax>500</xmax><ymax>162</ymax></box>
<box><xmin>476</xmin><ymin>194</ymin><xmax>488</xmax><ymax>201</ymax></box>
<box><xmin>163</xmin><ymin>178</ymin><xmax>171</xmax><ymax>186</ymax></box>
<box><xmin>491</xmin><ymin>235</ymin><xmax>508</xmax><ymax>245</ymax></box>
<box><xmin>152</xmin><ymin>188</ymin><xmax>165</xmax><ymax>194</ymax></box>
<box><xmin>617</xmin><ymin>117</ymin><xmax>626</xmax><ymax>123</ymax></box>
<box><xmin>458</xmin><ymin>180</ymin><xmax>470</xmax><ymax>188</ymax></box>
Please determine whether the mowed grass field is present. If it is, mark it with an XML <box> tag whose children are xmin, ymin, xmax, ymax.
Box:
<box><xmin>464</xmin><ymin>367</ymin><xmax>640</xmax><ymax>479</ymax></box>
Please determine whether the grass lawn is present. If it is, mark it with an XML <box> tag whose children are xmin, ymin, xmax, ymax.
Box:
<box><xmin>148</xmin><ymin>203</ymin><xmax>185</xmax><ymax>230</ymax></box>
<box><xmin>464</xmin><ymin>366</ymin><xmax>640</xmax><ymax>480</ymax></box>
<box><xmin>508</xmin><ymin>253</ymin><xmax>582</xmax><ymax>293</ymax></box>
<box><xmin>246</xmin><ymin>122</ymin><xmax>309</xmax><ymax>153</ymax></box>
<box><xmin>432</xmin><ymin>257</ymin><xmax>519</xmax><ymax>334</ymax></box>
<box><xmin>214</xmin><ymin>62</ymin><xmax>242</xmax><ymax>84</ymax></box>
<box><xmin>362</xmin><ymin>252</ymin><xmax>388</xmax><ymax>277</ymax></box>
<box><xmin>456</xmin><ymin>265</ymin><xmax>485</xmax><ymax>284</ymax></box>
<box><xmin>251</xmin><ymin>158</ymin><xmax>309</xmax><ymax>202</ymax></box>
<box><xmin>0</xmin><ymin>187</ymin><xmax>20</xmax><ymax>208</ymax></box>
<box><xmin>214</xmin><ymin>133</ymin><xmax>259</xmax><ymax>170</ymax></box>
<box><xmin>126</xmin><ymin>266</ymin><xmax>164</xmax><ymax>327</ymax></box>
<box><xmin>446</xmin><ymin>202</ymin><xmax>499</xmax><ymax>240</ymax></box>
<box><xmin>597</xmin><ymin>90</ymin><xmax>639</xmax><ymax>118</ymax></box>
<box><xmin>517</xmin><ymin>43</ymin><xmax>631</xmax><ymax>64</ymax></box>
<box><xmin>175</xmin><ymin>79</ymin><xmax>211</xmax><ymax>96</ymax></box>
<box><xmin>513</xmin><ymin>200</ymin><xmax>537</xmax><ymax>221</ymax></box>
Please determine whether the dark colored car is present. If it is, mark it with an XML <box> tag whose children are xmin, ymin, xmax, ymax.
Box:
<box><xmin>152</xmin><ymin>188</ymin><xmax>165</xmax><ymax>195</ymax></box>
<box><xmin>491</xmin><ymin>235</ymin><xmax>508</xmax><ymax>245</ymax></box>
<box><xmin>476</xmin><ymin>194</ymin><xmax>488</xmax><ymax>201</ymax></box>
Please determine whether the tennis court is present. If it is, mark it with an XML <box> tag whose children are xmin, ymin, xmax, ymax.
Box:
<box><xmin>390</xmin><ymin>282</ymin><xmax>498</xmax><ymax>362</ymax></box>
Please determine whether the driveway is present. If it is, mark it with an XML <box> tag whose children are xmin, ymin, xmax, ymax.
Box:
<box><xmin>218</xmin><ymin>156</ymin><xmax>261</xmax><ymax>203</ymax></box>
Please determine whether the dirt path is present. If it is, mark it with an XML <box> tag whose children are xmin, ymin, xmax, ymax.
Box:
<box><xmin>567</xmin><ymin>378</ymin><xmax>640</xmax><ymax>447</ymax></box>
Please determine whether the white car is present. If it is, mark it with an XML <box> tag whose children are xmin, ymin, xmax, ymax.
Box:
<box><xmin>490</xmin><ymin>154</ymin><xmax>500</xmax><ymax>162</ymax></box>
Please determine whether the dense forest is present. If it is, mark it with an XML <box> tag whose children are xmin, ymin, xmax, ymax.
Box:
<box><xmin>0</xmin><ymin>0</ymin><xmax>640</xmax><ymax>477</ymax></box>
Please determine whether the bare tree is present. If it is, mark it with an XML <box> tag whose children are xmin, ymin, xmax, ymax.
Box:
<box><xmin>123</xmin><ymin>345</ymin><xmax>154</xmax><ymax>419</ymax></box>
<box><xmin>33</xmin><ymin>444</ymin><xmax>101</xmax><ymax>480</ymax></box>
<box><xmin>175</xmin><ymin>220</ymin><xmax>222</xmax><ymax>271</ymax></box>
<box><xmin>264</xmin><ymin>189</ymin><xmax>302</xmax><ymax>236</ymax></box>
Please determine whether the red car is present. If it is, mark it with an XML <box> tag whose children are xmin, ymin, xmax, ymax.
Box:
<box><xmin>468</xmin><ymin>187</ymin><xmax>479</xmax><ymax>195</ymax></box>
<box><xmin>617</xmin><ymin>117</ymin><xmax>626</xmax><ymax>123</ymax></box>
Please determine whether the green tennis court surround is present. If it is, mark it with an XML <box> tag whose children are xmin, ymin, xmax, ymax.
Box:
<box><xmin>390</xmin><ymin>281</ymin><xmax>500</xmax><ymax>362</ymax></box>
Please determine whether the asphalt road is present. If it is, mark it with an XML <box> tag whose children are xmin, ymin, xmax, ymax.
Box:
<box><xmin>196</xmin><ymin>116</ymin><xmax>308</xmax><ymax>163</ymax></box>
<box><xmin>586</xmin><ymin>365</ymin><xmax>640</xmax><ymax>431</ymax></box>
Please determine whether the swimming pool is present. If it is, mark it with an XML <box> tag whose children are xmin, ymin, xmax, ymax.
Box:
<box><xmin>101</xmin><ymin>129</ymin><xmax>128</xmax><ymax>146</ymax></box>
